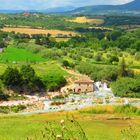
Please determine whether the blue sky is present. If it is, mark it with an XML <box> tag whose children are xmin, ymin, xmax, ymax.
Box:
<box><xmin>0</xmin><ymin>0</ymin><xmax>132</xmax><ymax>10</ymax></box>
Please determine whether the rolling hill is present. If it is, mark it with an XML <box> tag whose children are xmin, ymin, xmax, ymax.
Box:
<box><xmin>0</xmin><ymin>6</ymin><xmax>76</xmax><ymax>14</ymax></box>
<box><xmin>68</xmin><ymin>0</ymin><xmax>140</xmax><ymax>15</ymax></box>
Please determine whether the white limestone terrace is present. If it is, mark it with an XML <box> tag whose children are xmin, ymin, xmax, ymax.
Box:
<box><xmin>44</xmin><ymin>82</ymin><xmax>140</xmax><ymax>113</ymax></box>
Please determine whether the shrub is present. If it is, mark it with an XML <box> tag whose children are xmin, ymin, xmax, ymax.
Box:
<box><xmin>108</xmin><ymin>55</ymin><xmax>119</xmax><ymax>64</ymax></box>
<box><xmin>43</xmin><ymin>73</ymin><xmax>67</xmax><ymax>91</ymax></box>
<box><xmin>0</xmin><ymin>106</ymin><xmax>9</xmax><ymax>114</ymax></box>
<box><xmin>62</xmin><ymin>60</ymin><xmax>70</xmax><ymax>68</ymax></box>
<box><xmin>114</xmin><ymin>104</ymin><xmax>140</xmax><ymax>115</ymax></box>
<box><xmin>11</xmin><ymin>105</ymin><xmax>26</xmax><ymax>113</ymax></box>
<box><xmin>0</xmin><ymin>105</ymin><xmax>26</xmax><ymax>114</ymax></box>
<box><xmin>135</xmin><ymin>52</ymin><xmax>140</xmax><ymax>61</ymax></box>
<box><xmin>76</xmin><ymin>62</ymin><xmax>118</xmax><ymax>81</ymax></box>
<box><xmin>94</xmin><ymin>53</ymin><xmax>102</xmax><ymax>62</ymax></box>
<box><xmin>1</xmin><ymin>65</ymin><xmax>45</xmax><ymax>94</ymax></box>
<box><xmin>111</xmin><ymin>78</ymin><xmax>140</xmax><ymax>98</ymax></box>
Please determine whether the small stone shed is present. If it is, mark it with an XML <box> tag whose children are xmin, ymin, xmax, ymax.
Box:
<box><xmin>74</xmin><ymin>79</ymin><xmax>94</xmax><ymax>93</ymax></box>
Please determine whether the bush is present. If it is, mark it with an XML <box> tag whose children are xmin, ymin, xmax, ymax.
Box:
<box><xmin>11</xmin><ymin>105</ymin><xmax>26</xmax><ymax>113</ymax></box>
<box><xmin>62</xmin><ymin>60</ymin><xmax>70</xmax><ymax>68</ymax></box>
<box><xmin>1</xmin><ymin>65</ymin><xmax>45</xmax><ymax>94</ymax></box>
<box><xmin>0</xmin><ymin>106</ymin><xmax>9</xmax><ymax>114</ymax></box>
<box><xmin>43</xmin><ymin>73</ymin><xmax>67</xmax><ymax>91</ymax></box>
<box><xmin>94</xmin><ymin>53</ymin><xmax>102</xmax><ymax>61</ymax></box>
<box><xmin>76</xmin><ymin>62</ymin><xmax>118</xmax><ymax>81</ymax></box>
<box><xmin>135</xmin><ymin>52</ymin><xmax>140</xmax><ymax>61</ymax></box>
<box><xmin>0</xmin><ymin>105</ymin><xmax>26</xmax><ymax>114</ymax></box>
<box><xmin>108</xmin><ymin>55</ymin><xmax>119</xmax><ymax>64</ymax></box>
<box><xmin>114</xmin><ymin>104</ymin><xmax>140</xmax><ymax>115</ymax></box>
<box><xmin>111</xmin><ymin>77</ymin><xmax>140</xmax><ymax>98</ymax></box>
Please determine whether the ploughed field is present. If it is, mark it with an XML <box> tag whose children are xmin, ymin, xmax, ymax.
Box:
<box><xmin>2</xmin><ymin>27</ymin><xmax>77</xmax><ymax>36</ymax></box>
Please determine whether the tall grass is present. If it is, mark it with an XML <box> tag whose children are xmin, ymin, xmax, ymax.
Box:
<box><xmin>79</xmin><ymin>105</ymin><xmax>140</xmax><ymax>116</ymax></box>
<box><xmin>26</xmin><ymin>117</ymin><xmax>88</xmax><ymax>140</ymax></box>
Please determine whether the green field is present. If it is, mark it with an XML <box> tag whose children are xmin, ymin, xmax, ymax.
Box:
<box><xmin>0</xmin><ymin>112</ymin><xmax>140</xmax><ymax>140</ymax></box>
<box><xmin>32</xmin><ymin>62</ymin><xmax>68</xmax><ymax>77</ymax></box>
<box><xmin>0</xmin><ymin>62</ymin><xmax>67</xmax><ymax>78</ymax></box>
<box><xmin>0</xmin><ymin>47</ymin><xmax>46</xmax><ymax>62</ymax></box>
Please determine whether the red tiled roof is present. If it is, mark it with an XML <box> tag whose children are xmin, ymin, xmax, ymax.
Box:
<box><xmin>75</xmin><ymin>79</ymin><xmax>94</xmax><ymax>83</ymax></box>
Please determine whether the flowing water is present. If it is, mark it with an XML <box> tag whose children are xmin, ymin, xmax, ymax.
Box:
<box><xmin>44</xmin><ymin>82</ymin><xmax>133</xmax><ymax>112</ymax></box>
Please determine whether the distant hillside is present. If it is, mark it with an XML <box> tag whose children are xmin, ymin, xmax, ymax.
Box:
<box><xmin>0</xmin><ymin>10</ymin><xmax>24</xmax><ymax>14</ymax></box>
<box><xmin>0</xmin><ymin>6</ymin><xmax>76</xmax><ymax>14</ymax></box>
<box><xmin>41</xmin><ymin>6</ymin><xmax>76</xmax><ymax>13</ymax></box>
<box><xmin>68</xmin><ymin>0</ymin><xmax>140</xmax><ymax>15</ymax></box>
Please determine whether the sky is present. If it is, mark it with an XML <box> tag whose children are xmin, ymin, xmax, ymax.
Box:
<box><xmin>0</xmin><ymin>0</ymin><xmax>133</xmax><ymax>10</ymax></box>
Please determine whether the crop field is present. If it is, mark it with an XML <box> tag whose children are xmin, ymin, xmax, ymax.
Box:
<box><xmin>68</xmin><ymin>16</ymin><xmax>104</xmax><ymax>25</ymax></box>
<box><xmin>2</xmin><ymin>27</ymin><xmax>77</xmax><ymax>36</ymax></box>
<box><xmin>0</xmin><ymin>47</ymin><xmax>46</xmax><ymax>63</ymax></box>
<box><xmin>0</xmin><ymin>111</ymin><xmax>140</xmax><ymax>140</ymax></box>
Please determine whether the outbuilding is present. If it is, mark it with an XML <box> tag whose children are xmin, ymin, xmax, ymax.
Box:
<box><xmin>74</xmin><ymin>79</ymin><xmax>94</xmax><ymax>93</ymax></box>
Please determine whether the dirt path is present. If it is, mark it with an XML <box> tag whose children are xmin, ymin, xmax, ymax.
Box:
<box><xmin>60</xmin><ymin>67</ymin><xmax>90</xmax><ymax>93</ymax></box>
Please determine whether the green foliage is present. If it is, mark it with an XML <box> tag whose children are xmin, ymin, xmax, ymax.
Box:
<box><xmin>43</xmin><ymin>73</ymin><xmax>67</xmax><ymax>91</ymax></box>
<box><xmin>76</xmin><ymin>62</ymin><xmax>118</xmax><ymax>81</ymax></box>
<box><xmin>111</xmin><ymin>77</ymin><xmax>140</xmax><ymax>98</ymax></box>
<box><xmin>114</xmin><ymin>104</ymin><xmax>140</xmax><ymax>115</ymax></box>
<box><xmin>27</xmin><ymin>118</ymin><xmax>88</xmax><ymax>140</ymax></box>
<box><xmin>106</xmin><ymin>30</ymin><xmax>122</xmax><ymax>41</ymax></box>
<box><xmin>0</xmin><ymin>14</ymin><xmax>88</xmax><ymax>31</ymax></box>
<box><xmin>121</xmin><ymin>124</ymin><xmax>140</xmax><ymax>140</ymax></box>
<box><xmin>80</xmin><ymin>105</ymin><xmax>140</xmax><ymax>116</ymax></box>
<box><xmin>108</xmin><ymin>55</ymin><xmax>119</xmax><ymax>64</ymax></box>
<box><xmin>0</xmin><ymin>105</ymin><xmax>26</xmax><ymax>114</ymax></box>
<box><xmin>62</xmin><ymin>60</ymin><xmax>70</xmax><ymax>67</ymax></box>
<box><xmin>94</xmin><ymin>53</ymin><xmax>102</xmax><ymax>62</ymax></box>
<box><xmin>135</xmin><ymin>52</ymin><xmax>140</xmax><ymax>61</ymax></box>
<box><xmin>118</xmin><ymin>57</ymin><xmax>127</xmax><ymax>77</ymax></box>
<box><xmin>2</xmin><ymin>67</ymin><xmax>22</xmax><ymax>88</ymax></box>
<box><xmin>11</xmin><ymin>105</ymin><xmax>26</xmax><ymax>113</ymax></box>
<box><xmin>20</xmin><ymin>65</ymin><xmax>45</xmax><ymax>93</ymax></box>
<box><xmin>1</xmin><ymin>65</ymin><xmax>45</xmax><ymax>94</ymax></box>
<box><xmin>21</xmin><ymin>65</ymin><xmax>35</xmax><ymax>81</ymax></box>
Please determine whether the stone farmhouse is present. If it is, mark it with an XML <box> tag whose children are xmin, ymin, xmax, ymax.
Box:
<box><xmin>74</xmin><ymin>79</ymin><xmax>94</xmax><ymax>93</ymax></box>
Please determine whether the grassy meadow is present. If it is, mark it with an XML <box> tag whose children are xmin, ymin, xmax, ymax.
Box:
<box><xmin>0</xmin><ymin>110</ymin><xmax>140</xmax><ymax>140</ymax></box>
<box><xmin>0</xmin><ymin>47</ymin><xmax>46</xmax><ymax>63</ymax></box>
<box><xmin>0</xmin><ymin>62</ymin><xmax>67</xmax><ymax>78</ymax></box>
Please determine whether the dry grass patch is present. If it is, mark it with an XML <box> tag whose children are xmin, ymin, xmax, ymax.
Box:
<box><xmin>68</xmin><ymin>16</ymin><xmax>104</xmax><ymax>25</ymax></box>
<box><xmin>133</xmin><ymin>69</ymin><xmax>140</xmax><ymax>74</ymax></box>
<box><xmin>2</xmin><ymin>27</ymin><xmax>77</xmax><ymax>36</ymax></box>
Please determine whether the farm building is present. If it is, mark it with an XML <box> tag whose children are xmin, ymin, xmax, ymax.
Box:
<box><xmin>74</xmin><ymin>79</ymin><xmax>94</xmax><ymax>93</ymax></box>
<box><xmin>23</xmin><ymin>12</ymin><xmax>31</xmax><ymax>17</ymax></box>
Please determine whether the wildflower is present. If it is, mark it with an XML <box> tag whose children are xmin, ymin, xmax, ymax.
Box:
<box><xmin>60</xmin><ymin>119</ymin><xmax>65</xmax><ymax>125</ymax></box>
<box><xmin>56</xmin><ymin>135</ymin><xmax>62</xmax><ymax>140</ymax></box>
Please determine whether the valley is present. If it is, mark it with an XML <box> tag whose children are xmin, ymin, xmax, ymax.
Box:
<box><xmin>0</xmin><ymin>0</ymin><xmax>140</xmax><ymax>139</ymax></box>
